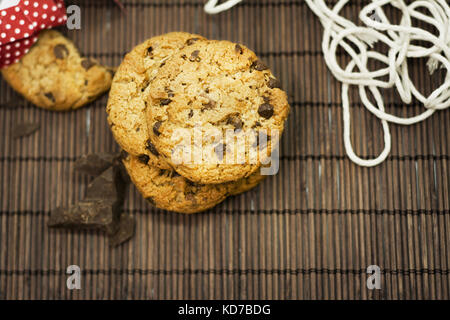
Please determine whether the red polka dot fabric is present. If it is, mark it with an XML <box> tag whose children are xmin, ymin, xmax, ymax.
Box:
<box><xmin>0</xmin><ymin>0</ymin><xmax>67</xmax><ymax>68</ymax></box>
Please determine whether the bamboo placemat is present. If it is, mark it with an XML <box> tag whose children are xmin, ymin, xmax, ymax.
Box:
<box><xmin>0</xmin><ymin>0</ymin><xmax>449</xmax><ymax>300</ymax></box>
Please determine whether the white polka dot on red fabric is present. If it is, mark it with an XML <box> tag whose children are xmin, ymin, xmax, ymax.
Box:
<box><xmin>5</xmin><ymin>24</ymin><xmax>10</xmax><ymax>29</ymax></box>
<box><xmin>10</xmin><ymin>37</ymin><xmax>15</xmax><ymax>42</ymax></box>
<box><xmin>14</xmin><ymin>42</ymin><xmax>20</xmax><ymax>48</ymax></box>
<box><xmin>15</xmin><ymin>28</ymin><xmax>20</xmax><ymax>34</ymax></box>
<box><xmin>33</xmin><ymin>12</ymin><xmax>38</xmax><ymax>17</ymax></box>
<box><xmin>0</xmin><ymin>33</ymin><xmax>5</xmax><ymax>39</ymax></box>
<box><xmin>10</xmin><ymin>15</ymin><xmax>16</xmax><ymax>20</ymax></box>
<box><xmin>15</xmin><ymin>7</ymin><xmax>20</xmax><ymax>12</ymax></box>
<box><xmin>52</xmin><ymin>6</ymin><xmax>57</xmax><ymax>12</ymax></box>
<box><xmin>42</xmin><ymin>13</ymin><xmax>47</xmax><ymax>19</ymax></box>
<box><xmin>1</xmin><ymin>11</ymin><xmax>6</xmax><ymax>17</ymax></box>
<box><xmin>43</xmin><ymin>4</ymin><xmax>48</xmax><ymax>10</ymax></box>
<box><xmin>24</xmin><ymin>1</ymin><xmax>30</xmax><ymax>5</ymax></box>
<box><xmin>33</xmin><ymin>2</ymin><xmax>39</xmax><ymax>8</ymax></box>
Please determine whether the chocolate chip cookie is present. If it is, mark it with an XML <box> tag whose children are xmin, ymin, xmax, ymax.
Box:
<box><xmin>106</xmin><ymin>32</ymin><xmax>206</xmax><ymax>169</ymax></box>
<box><xmin>146</xmin><ymin>40</ymin><xmax>290</xmax><ymax>184</ymax></box>
<box><xmin>1</xmin><ymin>30</ymin><xmax>114</xmax><ymax>111</ymax></box>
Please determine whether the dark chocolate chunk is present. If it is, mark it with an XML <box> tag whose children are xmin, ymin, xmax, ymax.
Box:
<box><xmin>147</xmin><ymin>46</ymin><xmax>153</xmax><ymax>56</ymax></box>
<box><xmin>145</xmin><ymin>139</ymin><xmax>160</xmax><ymax>156</ymax></box>
<box><xmin>84</xmin><ymin>166</ymin><xmax>126</xmax><ymax>204</ymax></box>
<box><xmin>74</xmin><ymin>153</ymin><xmax>116</xmax><ymax>176</ymax></box>
<box><xmin>215</xmin><ymin>143</ymin><xmax>227</xmax><ymax>161</ymax></box>
<box><xmin>186</xmin><ymin>38</ymin><xmax>200</xmax><ymax>46</ymax></box>
<box><xmin>153</xmin><ymin>121</ymin><xmax>163</xmax><ymax>136</ymax></box>
<box><xmin>258</xmin><ymin>103</ymin><xmax>274</xmax><ymax>119</ymax></box>
<box><xmin>189</xmin><ymin>50</ymin><xmax>201</xmax><ymax>62</ymax></box>
<box><xmin>53</xmin><ymin>44</ymin><xmax>69</xmax><ymax>59</ymax></box>
<box><xmin>44</xmin><ymin>92</ymin><xmax>55</xmax><ymax>103</ymax></box>
<box><xmin>188</xmin><ymin>109</ymin><xmax>194</xmax><ymax>118</ymax></box>
<box><xmin>11</xmin><ymin>122</ymin><xmax>40</xmax><ymax>139</ymax></box>
<box><xmin>160</xmin><ymin>98</ymin><xmax>172</xmax><ymax>106</ymax></box>
<box><xmin>81</xmin><ymin>58</ymin><xmax>96</xmax><ymax>70</ymax></box>
<box><xmin>137</xmin><ymin>154</ymin><xmax>150</xmax><ymax>164</ymax></box>
<box><xmin>268</xmin><ymin>77</ymin><xmax>282</xmax><ymax>89</ymax></box>
<box><xmin>251</xmin><ymin>60</ymin><xmax>268</xmax><ymax>71</ymax></box>
<box><xmin>226</xmin><ymin>115</ymin><xmax>243</xmax><ymax>131</ymax></box>
<box><xmin>235</xmin><ymin>44</ymin><xmax>243</xmax><ymax>54</ymax></box>
<box><xmin>201</xmin><ymin>100</ymin><xmax>216</xmax><ymax>111</ymax></box>
<box><xmin>108</xmin><ymin>213</ymin><xmax>136</xmax><ymax>247</ymax></box>
<box><xmin>48</xmin><ymin>199</ymin><xmax>121</xmax><ymax>236</ymax></box>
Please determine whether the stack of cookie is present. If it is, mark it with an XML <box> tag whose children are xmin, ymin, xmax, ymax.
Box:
<box><xmin>107</xmin><ymin>32</ymin><xmax>289</xmax><ymax>213</ymax></box>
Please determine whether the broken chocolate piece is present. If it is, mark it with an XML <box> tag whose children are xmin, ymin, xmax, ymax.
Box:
<box><xmin>84</xmin><ymin>166</ymin><xmax>126</xmax><ymax>204</ymax></box>
<box><xmin>74</xmin><ymin>153</ymin><xmax>116</xmax><ymax>176</ymax></box>
<box><xmin>108</xmin><ymin>213</ymin><xmax>135</xmax><ymax>247</ymax></box>
<box><xmin>48</xmin><ymin>199</ymin><xmax>121</xmax><ymax>236</ymax></box>
<box><xmin>11</xmin><ymin>122</ymin><xmax>40</xmax><ymax>139</ymax></box>
<box><xmin>53</xmin><ymin>44</ymin><xmax>69</xmax><ymax>59</ymax></box>
<box><xmin>235</xmin><ymin>44</ymin><xmax>243</xmax><ymax>54</ymax></box>
<box><xmin>258</xmin><ymin>103</ymin><xmax>274</xmax><ymax>119</ymax></box>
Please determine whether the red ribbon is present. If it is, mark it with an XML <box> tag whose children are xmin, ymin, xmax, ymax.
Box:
<box><xmin>0</xmin><ymin>0</ymin><xmax>67</xmax><ymax>68</ymax></box>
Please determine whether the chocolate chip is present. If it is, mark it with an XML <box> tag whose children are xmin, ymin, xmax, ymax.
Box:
<box><xmin>137</xmin><ymin>154</ymin><xmax>150</xmax><ymax>164</ymax></box>
<box><xmin>181</xmin><ymin>54</ymin><xmax>187</xmax><ymax>60</ymax></box>
<box><xmin>251</xmin><ymin>60</ymin><xmax>268</xmax><ymax>71</ymax></box>
<box><xmin>226</xmin><ymin>115</ymin><xmax>243</xmax><ymax>131</ymax></box>
<box><xmin>252</xmin><ymin>121</ymin><xmax>261</xmax><ymax>128</ymax></box>
<box><xmin>186</xmin><ymin>38</ymin><xmax>200</xmax><ymax>46</ymax></box>
<box><xmin>235</xmin><ymin>44</ymin><xmax>243</xmax><ymax>54</ymax></box>
<box><xmin>258</xmin><ymin>103</ymin><xmax>274</xmax><ymax>119</ymax></box>
<box><xmin>147</xmin><ymin>46</ymin><xmax>153</xmax><ymax>56</ymax></box>
<box><xmin>53</xmin><ymin>44</ymin><xmax>69</xmax><ymax>59</ymax></box>
<box><xmin>215</xmin><ymin>143</ymin><xmax>227</xmax><ymax>161</ymax></box>
<box><xmin>146</xmin><ymin>197</ymin><xmax>156</xmax><ymax>205</ymax></box>
<box><xmin>165</xmin><ymin>87</ymin><xmax>175</xmax><ymax>98</ymax></box>
<box><xmin>153</xmin><ymin>121</ymin><xmax>162</xmax><ymax>136</ymax></box>
<box><xmin>81</xmin><ymin>58</ymin><xmax>96</xmax><ymax>70</ymax></box>
<box><xmin>188</xmin><ymin>109</ymin><xmax>194</xmax><ymax>118</ymax></box>
<box><xmin>11</xmin><ymin>122</ymin><xmax>40</xmax><ymax>139</ymax></box>
<box><xmin>44</xmin><ymin>92</ymin><xmax>55</xmax><ymax>103</ymax></box>
<box><xmin>145</xmin><ymin>139</ymin><xmax>159</xmax><ymax>156</ymax></box>
<box><xmin>160</xmin><ymin>61</ymin><xmax>166</xmax><ymax>68</ymax></box>
<box><xmin>160</xmin><ymin>98</ymin><xmax>172</xmax><ymax>106</ymax></box>
<box><xmin>189</xmin><ymin>50</ymin><xmax>201</xmax><ymax>62</ymax></box>
<box><xmin>268</xmin><ymin>77</ymin><xmax>282</xmax><ymax>89</ymax></box>
<box><xmin>201</xmin><ymin>100</ymin><xmax>216</xmax><ymax>111</ymax></box>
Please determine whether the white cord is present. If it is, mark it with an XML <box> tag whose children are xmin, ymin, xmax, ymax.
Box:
<box><xmin>306</xmin><ymin>0</ymin><xmax>450</xmax><ymax>166</ymax></box>
<box><xmin>204</xmin><ymin>0</ymin><xmax>242</xmax><ymax>14</ymax></box>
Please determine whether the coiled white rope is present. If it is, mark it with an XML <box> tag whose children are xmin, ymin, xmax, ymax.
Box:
<box><xmin>305</xmin><ymin>0</ymin><xmax>450</xmax><ymax>166</ymax></box>
<box><xmin>204</xmin><ymin>0</ymin><xmax>242</xmax><ymax>14</ymax></box>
